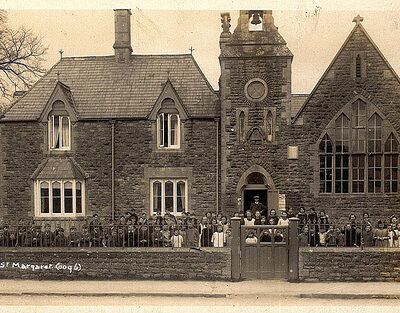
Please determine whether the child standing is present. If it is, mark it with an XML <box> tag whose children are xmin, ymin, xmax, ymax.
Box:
<box><xmin>171</xmin><ymin>228</ymin><xmax>184</xmax><ymax>248</ymax></box>
<box><xmin>211</xmin><ymin>225</ymin><xmax>226</xmax><ymax>248</ymax></box>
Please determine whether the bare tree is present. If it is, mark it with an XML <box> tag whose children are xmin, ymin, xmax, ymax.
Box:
<box><xmin>0</xmin><ymin>10</ymin><xmax>47</xmax><ymax>106</ymax></box>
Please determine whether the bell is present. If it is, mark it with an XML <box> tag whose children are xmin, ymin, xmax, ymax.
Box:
<box><xmin>251</xmin><ymin>13</ymin><xmax>262</xmax><ymax>25</ymax></box>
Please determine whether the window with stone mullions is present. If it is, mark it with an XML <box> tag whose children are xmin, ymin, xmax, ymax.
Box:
<box><xmin>36</xmin><ymin>180</ymin><xmax>84</xmax><ymax>216</ymax></box>
<box><xmin>150</xmin><ymin>179</ymin><xmax>187</xmax><ymax>215</ymax></box>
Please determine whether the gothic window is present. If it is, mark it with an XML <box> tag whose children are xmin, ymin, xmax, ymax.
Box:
<box><xmin>266</xmin><ymin>111</ymin><xmax>273</xmax><ymax>142</ymax></box>
<box><xmin>239</xmin><ymin>111</ymin><xmax>245</xmax><ymax>142</ymax></box>
<box><xmin>150</xmin><ymin>179</ymin><xmax>187</xmax><ymax>216</ymax></box>
<box><xmin>157</xmin><ymin>98</ymin><xmax>180</xmax><ymax>149</ymax></box>
<box><xmin>384</xmin><ymin>133</ymin><xmax>399</xmax><ymax>193</ymax></box>
<box><xmin>48</xmin><ymin>101</ymin><xmax>71</xmax><ymax>151</ymax></box>
<box><xmin>318</xmin><ymin>99</ymin><xmax>399</xmax><ymax>194</ymax></box>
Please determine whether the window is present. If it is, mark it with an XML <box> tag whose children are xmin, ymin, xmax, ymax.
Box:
<box><xmin>356</xmin><ymin>54</ymin><xmax>362</xmax><ymax>78</ymax></box>
<box><xmin>35</xmin><ymin>180</ymin><xmax>85</xmax><ymax>217</ymax></box>
<box><xmin>157</xmin><ymin>99</ymin><xmax>180</xmax><ymax>149</ymax></box>
<box><xmin>150</xmin><ymin>179</ymin><xmax>188</xmax><ymax>215</ymax></box>
<box><xmin>239</xmin><ymin>111</ymin><xmax>245</xmax><ymax>142</ymax></box>
<box><xmin>319</xmin><ymin>134</ymin><xmax>333</xmax><ymax>193</ymax></box>
<box><xmin>266</xmin><ymin>111</ymin><xmax>273</xmax><ymax>142</ymax></box>
<box><xmin>318</xmin><ymin>99</ymin><xmax>399</xmax><ymax>194</ymax></box>
<box><xmin>48</xmin><ymin>101</ymin><xmax>71</xmax><ymax>150</ymax></box>
<box><xmin>384</xmin><ymin>133</ymin><xmax>399</xmax><ymax>193</ymax></box>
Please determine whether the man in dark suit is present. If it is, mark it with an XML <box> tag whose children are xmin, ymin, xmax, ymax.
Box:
<box><xmin>250</xmin><ymin>195</ymin><xmax>268</xmax><ymax>219</ymax></box>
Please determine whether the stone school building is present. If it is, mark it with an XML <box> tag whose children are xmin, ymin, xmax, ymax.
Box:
<box><xmin>1</xmin><ymin>9</ymin><xmax>400</xmax><ymax>222</ymax></box>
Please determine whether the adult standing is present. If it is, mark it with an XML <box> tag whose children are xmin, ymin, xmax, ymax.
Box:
<box><xmin>250</xmin><ymin>195</ymin><xmax>268</xmax><ymax>219</ymax></box>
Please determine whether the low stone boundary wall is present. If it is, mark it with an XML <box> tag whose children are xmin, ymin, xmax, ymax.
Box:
<box><xmin>299</xmin><ymin>247</ymin><xmax>400</xmax><ymax>281</ymax></box>
<box><xmin>0</xmin><ymin>247</ymin><xmax>231</xmax><ymax>280</ymax></box>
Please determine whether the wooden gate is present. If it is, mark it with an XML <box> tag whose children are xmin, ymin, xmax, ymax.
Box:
<box><xmin>240</xmin><ymin>225</ymin><xmax>289</xmax><ymax>279</ymax></box>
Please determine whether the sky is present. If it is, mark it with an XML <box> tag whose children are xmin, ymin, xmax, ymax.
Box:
<box><xmin>4</xmin><ymin>7</ymin><xmax>400</xmax><ymax>93</ymax></box>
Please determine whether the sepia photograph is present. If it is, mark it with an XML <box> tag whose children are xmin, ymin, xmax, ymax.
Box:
<box><xmin>0</xmin><ymin>1</ymin><xmax>400</xmax><ymax>312</ymax></box>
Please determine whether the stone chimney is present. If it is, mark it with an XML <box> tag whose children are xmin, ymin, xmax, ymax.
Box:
<box><xmin>113</xmin><ymin>9</ymin><xmax>133</xmax><ymax>62</ymax></box>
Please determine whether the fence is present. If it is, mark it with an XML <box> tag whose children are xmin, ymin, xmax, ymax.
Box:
<box><xmin>299</xmin><ymin>221</ymin><xmax>399</xmax><ymax>249</ymax></box>
<box><xmin>0</xmin><ymin>219</ymin><xmax>231</xmax><ymax>248</ymax></box>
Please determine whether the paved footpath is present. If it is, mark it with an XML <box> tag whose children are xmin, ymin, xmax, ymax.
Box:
<box><xmin>1</xmin><ymin>279</ymin><xmax>400</xmax><ymax>299</ymax></box>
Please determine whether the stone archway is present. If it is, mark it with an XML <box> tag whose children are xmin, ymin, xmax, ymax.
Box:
<box><xmin>235</xmin><ymin>165</ymin><xmax>278</xmax><ymax>214</ymax></box>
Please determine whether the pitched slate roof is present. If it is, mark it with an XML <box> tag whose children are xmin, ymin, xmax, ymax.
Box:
<box><xmin>31</xmin><ymin>157</ymin><xmax>87</xmax><ymax>180</ymax></box>
<box><xmin>3</xmin><ymin>54</ymin><xmax>219</xmax><ymax>121</ymax></box>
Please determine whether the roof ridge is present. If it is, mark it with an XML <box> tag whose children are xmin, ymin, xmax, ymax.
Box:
<box><xmin>61</xmin><ymin>53</ymin><xmax>193</xmax><ymax>60</ymax></box>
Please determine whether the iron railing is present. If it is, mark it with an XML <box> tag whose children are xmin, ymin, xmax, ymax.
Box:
<box><xmin>0</xmin><ymin>219</ymin><xmax>231</xmax><ymax>248</ymax></box>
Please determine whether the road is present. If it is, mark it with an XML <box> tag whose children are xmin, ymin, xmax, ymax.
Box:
<box><xmin>0</xmin><ymin>294</ymin><xmax>399</xmax><ymax>312</ymax></box>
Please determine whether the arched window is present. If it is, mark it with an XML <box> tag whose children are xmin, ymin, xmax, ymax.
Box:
<box><xmin>319</xmin><ymin>134</ymin><xmax>333</xmax><ymax>193</ymax></box>
<box><xmin>239</xmin><ymin>111</ymin><xmax>245</xmax><ymax>142</ymax></box>
<box><xmin>266</xmin><ymin>111</ymin><xmax>273</xmax><ymax>142</ymax></box>
<box><xmin>48</xmin><ymin>101</ymin><xmax>71</xmax><ymax>150</ymax></box>
<box><xmin>64</xmin><ymin>181</ymin><xmax>73</xmax><ymax>213</ymax></box>
<box><xmin>152</xmin><ymin>181</ymin><xmax>162</xmax><ymax>215</ymax></box>
<box><xmin>52</xmin><ymin>182</ymin><xmax>61</xmax><ymax>213</ymax></box>
<box><xmin>176</xmin><ymin>181</ymin><xmax>186</xmax><ymax>213</ymax></box>
<box><xmin>319</xmin><ymin>99</ymin><xmax>399</xmax><ymax>194</ymax></box>
<box><xmin>157</xmin><ymin>98</ymin><xmax>180</xmax><ymax>149</ymax></box>
<box><xmin>384</xmin><ymin>133</ymin><xmax>399</xmax><ymax>193</ymax></box>
<box><xmin>40</xmin><ymin>182</ymin><xmax>49</xmax><ymax>214</ymax></box>
<box><xmin>164</xmin><ymin>181</ymin><xmax>174</xmax><ymax>213</ymax></box>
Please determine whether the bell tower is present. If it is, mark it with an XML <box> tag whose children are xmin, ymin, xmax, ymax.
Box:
<box><xmin>219</xmin><ymin>10</ymin><xmax>293</xmax><ymax>214</ymax></box>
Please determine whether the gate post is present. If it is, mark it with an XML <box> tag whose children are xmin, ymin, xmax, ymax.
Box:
<box><xmin>230</xmin><ymin>217</ymin><xmax>241</xmax><ymax>281</ymax></box>
<box><xmin>288</xmin><ymin>217</ymin><xmax>299</xmax><ymax>282</ymax></box>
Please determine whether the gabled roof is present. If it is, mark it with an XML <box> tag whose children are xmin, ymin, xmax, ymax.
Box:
<box><xmin>3</xmin><ymin>54</ymin><xmax>219</xmax><ymax>121</ymax></box>
<box><xmin>39</xmin><ymin>81</ymin><xmax>78</xmax><ymax>122</ymax></box>
<box><xmin>31</xmin><ymin>157</ymin><xmax>87</xmax><ymax>180</ymax></box>
<box><xmin>292</xmin><ymin>22</ymin><xmax>400</xmax><ymax>123</ymax></box>
<box><xmin>147</xmin><ymin>79</ymin><xmax>190</xmax><ymax>120</ymax></box>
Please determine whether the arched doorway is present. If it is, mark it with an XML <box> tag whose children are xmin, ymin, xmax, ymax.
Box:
<box><xmin>236</xmin><ymin>165</ymin><xmax>278</xmax><ymax>214</ymax></box>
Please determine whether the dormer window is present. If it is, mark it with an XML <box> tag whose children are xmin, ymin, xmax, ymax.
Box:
<box><xmin>48</xmin><ymin>101</ymin><xmax>71</xmax><ymax>151</ymax></box>
<box><xmin>157</xmin><ymin>98</ymin><xmax>180</xmax><ymax>149</ymax></box>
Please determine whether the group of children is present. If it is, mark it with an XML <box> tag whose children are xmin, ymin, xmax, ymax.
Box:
<box><xmin>0</xmin><ymin>211</ymin><xmax>232</xmax><ymax>248</ymax></box>
<box><xmin>1</xmin><ymin>208</ymin><xmax>399</xmax><ymax>249</ymax></box>
<box><xmin>297</xmin><ymin>209</ymin><xmax>400</xmax><ymax>248</ymax></box>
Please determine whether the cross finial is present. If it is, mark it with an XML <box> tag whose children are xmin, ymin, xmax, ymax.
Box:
<box><xmin>59</xmin><ymin>49</ymin><xmax>64</xmax><ymax>59</ymax></box>
<box><xmin>189</xmin><ymin>46</ymin><xmax>195</xmax><ymax>55</ymax></box>
<box><xmin>352</xmin><ymin>14</ymin><xmax>364</xmax><ymax>25</ymax></box>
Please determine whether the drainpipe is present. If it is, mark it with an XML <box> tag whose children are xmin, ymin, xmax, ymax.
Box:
<box><xmin>215</xmin><ymin>117</ymin><xmax>220</xmax><ymax>214</ymax></box>
<box><xmin>111</xmin><ymin>120</ymin><xmax>115</xmax><ymax>220</ymax></box>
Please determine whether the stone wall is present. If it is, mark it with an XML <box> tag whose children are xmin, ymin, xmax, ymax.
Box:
<box><xmin>285</xmin><ymin>26</ymin><xmax>400</xmax><ymax>220</ymax></box>
<box><xmin>299</xmin><ymin>247</ymin><xmax>400</xmax><ymax>281</ymax></box>
<box><xmin>0</xmin><ymin>117</ymin><xmax>218</xmax><ymax>221</ymax></box>
<box><xmin>0</xmin><ymin>247</ymin><xmax>231</xmax><ymax>280</ymax></box>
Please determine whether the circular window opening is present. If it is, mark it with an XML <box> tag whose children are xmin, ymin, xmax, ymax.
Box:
<box><xmin>245</xmin><ymin>79</ymin><xmax>268</xmax><ymax>102</ymax></box>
